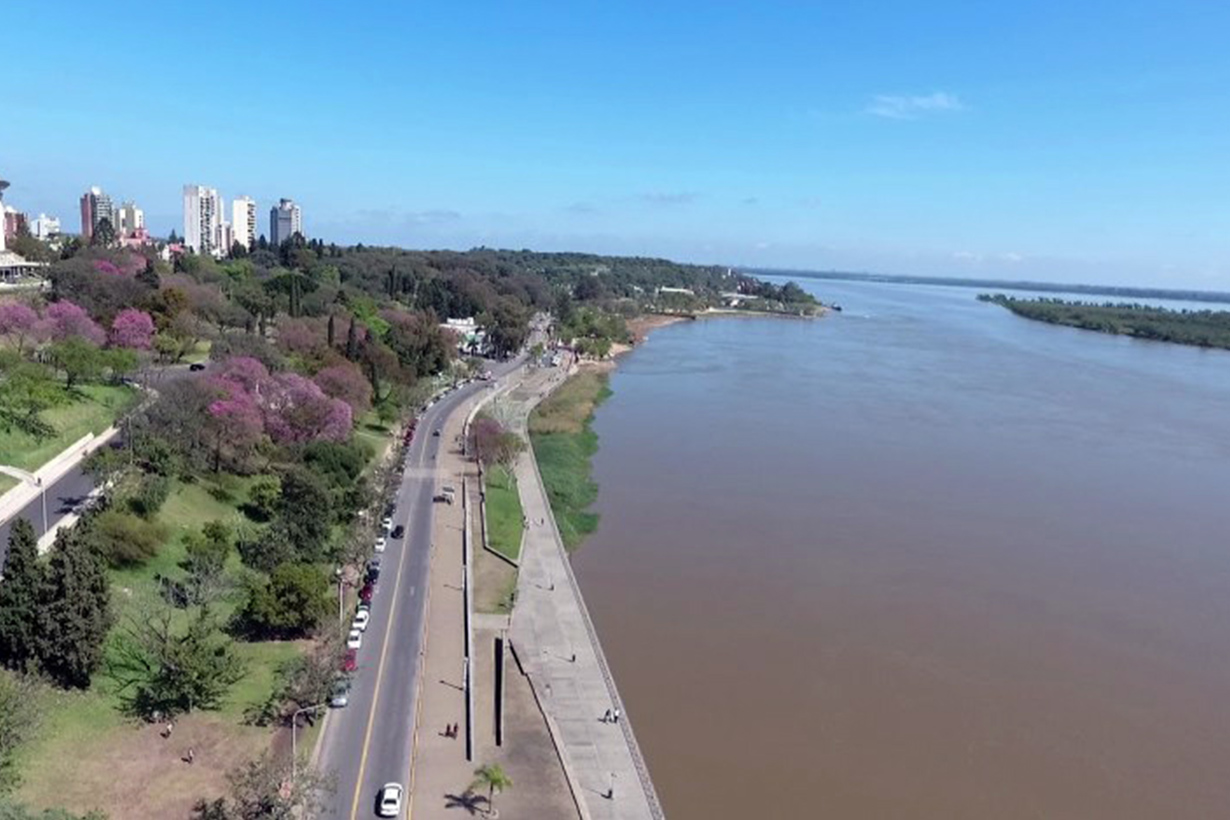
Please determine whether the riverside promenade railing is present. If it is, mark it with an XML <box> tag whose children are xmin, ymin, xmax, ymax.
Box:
<box><xmin>521</xmin><ymin>385</ymin><xmax>667</xmax><ymax>820</ymax></box>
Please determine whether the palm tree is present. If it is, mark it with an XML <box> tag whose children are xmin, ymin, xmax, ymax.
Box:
<box><xmin>470</xmin><ymin>763</ymin><xmax>513</xmax><ymax>817</ymax></box>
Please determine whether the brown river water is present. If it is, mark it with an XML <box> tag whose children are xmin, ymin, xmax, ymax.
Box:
<box><xmin>572</xmin><ymin>279</ymin><xmax>1230</xmax><ymax>819</ymax></box>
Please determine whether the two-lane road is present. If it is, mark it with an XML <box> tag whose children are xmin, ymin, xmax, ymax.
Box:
<box><xmin>317</xmin><ymin>357</ymin><xmax>523</xmax><ymax>819</ymax></box>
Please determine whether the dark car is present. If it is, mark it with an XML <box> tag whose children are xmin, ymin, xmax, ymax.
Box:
<box><xmin>359</xmin><ymin>584</ymin><xmax>374</xmax><ymax>603</ymax></box>
<box><xmin>366</xmin><ymin>564</ymin><xmax>381</xmax><ymax>583</ymax></box>
<box><xmin>432</xmin><ymin>429</ymin><xmax>441</xmax><ymax>437</ymax></box>
<box><xmin>390</xmin><ymin>524</ymin><xmax>405</xmax><ymax>539</ymax></box>
<box><xmin>188</xmin><ymin>362</ymin><xmax>206</xmax><ymax>371</ymax></box>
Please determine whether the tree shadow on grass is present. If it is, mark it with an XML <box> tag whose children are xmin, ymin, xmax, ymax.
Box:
<box><xmin>444</xmin><ymin>790</ymin><xmax>488</xmax><ymax>815</ymax></box>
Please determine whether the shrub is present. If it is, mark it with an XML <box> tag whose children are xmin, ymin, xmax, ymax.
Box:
<box><xmin>127</xmin><ymin>473</ymin><xmax>171</xmax><ymax>519</ymax></box>
<box><xmin>91</xmin><ymin>510</ymin><xmax>169</xmax><ymax>567</ymax></box>
<box><xmin>243</xmin><ymin>475</ymin><xmax>281</xmax><ymax>521</ymax></box>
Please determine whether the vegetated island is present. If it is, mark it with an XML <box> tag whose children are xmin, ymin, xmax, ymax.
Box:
<box><xmin>979</xmin><ymin>293</ymin><xmax>1230</xmax><ymax>349</ymax></box>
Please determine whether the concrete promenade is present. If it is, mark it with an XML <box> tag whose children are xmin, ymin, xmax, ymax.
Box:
<box><xmin>508</xmin><ymin>369</ymin><xmax>665</xmax><ymax>820</ymax></box>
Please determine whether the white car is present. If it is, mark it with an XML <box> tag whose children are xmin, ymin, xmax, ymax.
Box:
<box><xmin>353</xmin><ymin>609</ymin><xmax>370</xmax><ymax>632</ymax></box>
<box><xmin>347</xmin><ymin>628</ymin><xmax>362</xmax><ymax>650</ymax></box>
<box><xmin>377</xmin><ymin>783</ymin><xmax>404</xmax><ymax>817</ymax></box>
<box><xmin>381</xmin><ymin>516</ymin><xmax>393</xmax><ymax>531</ymax></box>
<box><xmin>374</xmin><ymin>537</ymin><xmax>387</xmax><ymax>553</ymax></box>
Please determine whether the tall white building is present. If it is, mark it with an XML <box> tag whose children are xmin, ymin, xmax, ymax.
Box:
<box><xmin>116</xmin><ymin>201</ymin><xmax>145</xmax><ymax>236</ymax></box>
<box><xmin>31</xmin><ymin>213</ymin><xmax>60</xmax><ymax>240</ymax></box>
<box><xmin>217</xmin><ymin>220</ymin><xmax>233</xmax><ymax>253</ymax></box>
<box><xmin>269</xmin><ymin>198</ymin><xmax>303</xmax><ymax>246</ymax></box>
<box><xmin>183</xmin><ymin>184</ymin><xmax>222</xmax><ymax>256</ymax></box>
<box><xmin>232</xmin><ymin>196</ymin><xmax>257</xmax><ymax>249</ymax></box>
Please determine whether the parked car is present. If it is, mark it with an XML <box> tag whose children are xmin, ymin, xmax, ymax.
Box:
<box><xmin>377</xmin><ymin>784</ymin><xmax>404</xmax><ymax>818</ymax></box>
<box><xmin>188</xmin><ymin>362</ymin><xmax>206</xmax><ymax>371</ymax></box>
<box><xmin>374</xmin><ymin>537</ymin><xmax>387</xmax><ymax>553</ymax></box>
<box><xmin>433</xmin><ymin>492</ymin><xmax>454</xmax><ymax>505</ymax></box>
<box><xmin>390</xmin><ymin>524</ymin><xmax>405</xmax><ymax>539</ymax></box>
<box><xmin>330</xmin><ymin>680</ymin><xmax>351</xmax><ymax>708</ymax></box>
<box><xmin>347</xmin><ymin>628</ymin><xmax>363</xmax><ymax>649</ymax></box>
<box><xmin>366</xmin><ymin>564</ymin><xmax>380</xmax><ymax>583</ymax></box>
<box><xmin>359</xmin><ymin>584</ymin><xmax>374</xmax><ymax>604</ymax></box>
<box><xmin>381</xmin><ymin>516</ymin><xmax>393</xmax><ymax>530</ymax></box>
<box><xmin>341</xmin><ymin>649</ymin><xmax>358</xmax><ymax>672</ymax></box>
<box><xmin>353</xmin><ymin>609</ymin><xmax>370</xmax><ymax>632</ymax></box>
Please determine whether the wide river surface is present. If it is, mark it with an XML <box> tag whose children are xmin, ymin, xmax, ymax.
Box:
<box><xmin>572</xmin><ymin>279</ymin><xmax>1230</xmax><ymax>819</ymax></box>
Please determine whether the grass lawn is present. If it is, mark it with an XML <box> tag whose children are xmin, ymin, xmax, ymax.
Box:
<box><xmin>182</xmin><ymin>339</ymin><xmax>212</xmax><ymax>364</ymax></box>
<box><xmin>483</xmin><ymin>464</ymin><xmax>524</xmax><ymax>562</ymax></box>
<box><xmin>0</xmin><ymin>383</ymin><xmax>138</xmax><ymax>476</ymax></box>
<box><xmin>529</xmin><ymin>372</ymin><xmax>610</xmax><ymax>551</ymax></box>
<box><xmin>16</xmin><ymin>475</ymin><xmax>305</xmax><ymax>819</ymax></box>
<box><xmin>0</xmin><ymin>474</ymin><xmax>15</xmax><ymax>494</ymax></box>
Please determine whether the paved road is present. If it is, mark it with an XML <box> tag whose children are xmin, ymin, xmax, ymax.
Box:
<box><xmin>317</xmin><ymin>358</ymin><xmax>524</xmax><ymax>820</ymax></box>
<box><xmin>0</xmin><ymin>362</ymin><xmax>204</xmax><ymax>567</ymax></box>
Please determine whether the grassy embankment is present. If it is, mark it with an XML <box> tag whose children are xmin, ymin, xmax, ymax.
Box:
<box><xmin>0</xmin><ymin>384</ymin><xmax>139</xmax><ymax>494</ymax></box>
<box><xmin>529</xmin><ymin>370</ymin><xmax>611</xmax><ymax>551</ymax></box>
<box><xmin>484</xmin><ymin>464</ymin><xmax>524</xmax><ymax>562</ymax></box>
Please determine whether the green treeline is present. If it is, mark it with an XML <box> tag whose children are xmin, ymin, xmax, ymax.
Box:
<box><xmin>980</xmin><ymin>293</ymin><xmax>1230</xmax><ymax>349</ymax></box>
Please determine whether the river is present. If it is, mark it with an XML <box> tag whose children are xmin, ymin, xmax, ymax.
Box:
<box><xmin>572</xmin><ymin>279</ymin><xmax>1230</xmax><ymax>819</ymax></box>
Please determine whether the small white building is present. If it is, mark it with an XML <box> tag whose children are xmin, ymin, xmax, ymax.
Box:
<box><xmin>31</xmin><ymin>213</ymin><xmax>60</xmax><ymax>239</ymax></box>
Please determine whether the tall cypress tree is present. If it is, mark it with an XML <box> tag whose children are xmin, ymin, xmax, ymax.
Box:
<box><xmin>345</xmin><ymin>317</ymin><xmax>359</xmax><ymax>361</ymax></box>
<box><xmin>327</xmin><ymin>314</ymin><xmax>336</xmax><ymax>348</ymax></box>
<box><xmin>37</xmin><ymin>529</ymin><xmax>113</xmax><ymax>688</ymax></box>
<box><xmin>0</xmin><ymin>519</ymin><xmax>43</xmax><ymax>672</ymax></box>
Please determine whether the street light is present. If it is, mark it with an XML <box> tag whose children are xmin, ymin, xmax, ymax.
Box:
<box><xmin>291</xmin><ymin>702</ymin><xmax>328</xmax><ymax>783</ymax></box>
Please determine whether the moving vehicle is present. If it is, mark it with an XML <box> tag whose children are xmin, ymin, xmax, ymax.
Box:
<box><xmin>353</xmin><ymin>609</ymin><xmax>370</xmax><ymax>631</ymax></box>
<box><xmin>347</xmin><ymin>628</ymin><xmax>363</xmax><ymax>649</ymax></box>
<box><xmin>390</xmin><ymin>524</ymin><xmax>405</xmax><ymax>539</ymax></box>
<box><xmin>377</xmin><ymin>783</ymin><xmax>404</xmax><ymax>817</ymax></box>
<box><xmin>188</xmin><ymin>362</ymin><xmax>206</xmax><ymax>372</ymax></box>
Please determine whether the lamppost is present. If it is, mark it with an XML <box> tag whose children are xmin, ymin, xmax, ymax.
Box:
<box><xmin>291</xmin><ymin>702</ymin><xmax>328</xmax><ymax>783</ymax></box>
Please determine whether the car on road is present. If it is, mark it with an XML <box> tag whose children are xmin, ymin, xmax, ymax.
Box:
<box><xmin>432</xmin><ymin>429</ymin><xmax>441</xmax><ymax>437</ymax></box>
<box><xmin>353</xmin><ymin>609</ymin><xmax>370</xmax><ymax>631</ymax></box>
<box><xmin>359</xmin><ymin>584</ymin><xmax>374</xmax><ymax>604</ymax></box>
<box><xmin>347</xmin><ymin>628</ymin><xmax>363</xmax><ymax>649</ymax></box>
<box><xmin>341</xmin><ymin>649</ymin><xmax>357</xmax><ymax>672</ymax></box>
<box><xmin>188</xmin><ymin>362</ymin><xmax>206</xmax><ymax>371</ymax></box>
<box><xmin>366</xmin><ymin>563</ymin><xmax>380</xmax><ymax>583</ymax></box>
<box><xmin>390</xmin><ymin>524</ymin><xmax>405</xmax><ymax>539</ymax></box>
<box><xmin>330</xmin><ymin>680</ymin><xmax>350</xmax><ymax>708</ymax></box>
<box><xmin>381</xmin><ymin>516</ymin><xmax>393</xmax><ymax>530</ymax></box>
<box><xmin>374</xmin><ymin>536</ymin><xmax>386</xmax><ymax>553</ymax></box>
<box><xmin>377</xmin><ymin>783</ymin><xmax>404</xmax><ymax>817</ymax></box>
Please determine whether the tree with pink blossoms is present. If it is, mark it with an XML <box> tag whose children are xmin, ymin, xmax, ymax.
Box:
<box><xmin>204</xmin><ymin>377</ymin><xmax>266</xmax><ymax>472</ymax></box>
<box><xmin>0</xmin><ymin>302</ymin><xmax>43</xmax><ymax>354</ymax></box>
<box><xmin>110</xmin><ymin>308</ymin><xmax>156</xmax><ymax>350</ymax></box>
<box><xmin>264</xmin><ymin>373</ymin><xmax>352</xmax><ymax>444</ymax></box>
<box><xmin>214</xmin><ymin>357</ymin><xmax>271</xmax><ymax>395</ymax></box>
<box><xmin>42</xmin><ymin>300</ymin><xmax>106</xmax><ymax>345</ymax></box>
<box><xmin>313</xmin><ymin>363</ymin><xmax>372</xmax><ymax>416</ymax></box>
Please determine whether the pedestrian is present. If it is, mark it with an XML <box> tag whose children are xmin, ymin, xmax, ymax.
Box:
<box><xmin>602</xmin><ymin>708</ymin><xmax>612</xmax><ymax>723</ymax></box>
<box><xmin>571</xmin><ymin>653</ymin><xmax>577</xmax><ymax>663</ymax></box>
<box><xmin>452</xmin><ymin>722</ymin><xmax>460</xmax><ymax>738</ymax></box>
<box><xmin>186</xmin><ymin>748</ymin><xmax>195</xmax><ymax>765</ymax></box>
<box><xmin>165</xmin><ymin>721</ymin><xmax>174</xmax><ymax>739</ymax></box>
<box><xmin>613</xmin><ymin>708</ymin><xmax>621</xmax><ymax>724</ymax></box>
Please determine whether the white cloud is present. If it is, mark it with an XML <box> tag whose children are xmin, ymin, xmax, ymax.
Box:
<box><xmin>952</xmin><ymin>250</ymin><xmax>982</xmax><ymax>262</ymax></box>
<box><xmin>866</xmin><ymin>92</ymin><xmax>964</xmax><ymax>120</ymax></box>
<box><xmin>999</xmin><ymin>252</ymin><xmax>1024</xmax><ymax>263</ymax></box>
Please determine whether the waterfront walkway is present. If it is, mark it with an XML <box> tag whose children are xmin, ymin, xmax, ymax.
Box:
<box><xmin>508</xmin><ymin>368</ymin><xmax>665</xmax><ymax>820</ymax></box>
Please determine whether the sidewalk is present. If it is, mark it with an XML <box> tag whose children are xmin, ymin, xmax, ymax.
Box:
<box><xmin>507</xmin><ymin>369</ymin><xmax>665</xmax><ymax>820</ymax></box>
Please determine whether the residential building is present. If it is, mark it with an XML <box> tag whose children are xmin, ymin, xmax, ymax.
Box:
<box><xmin>31</xmin><ymin>213</ymin><xmax>61</xmax><ymax>239</ymax></box>
<box><xmin>79</xmin><ymin>186</ymin><xmax>114</xmax><ymax>240</ymax></box>
<box><xmin>115</xmin><ymin>201</ymin><xmax>145</xmax><ymax>237</ymax></box>
<box><xmin>269</xmin><ymin>197</ymin><xmax>302</xmax><ymax>246</ymax></box>
<box><xmin>0</xmin><ymin>179</ymin><xmax>47</xmax><ymax>282</ymax></box>
<box><xmin>3</xmin><ymin>206</ymin><xmax>28</xmax><ymax>241</ymax></box>
<box><xmin>183</xmin><ymin>184</ymin><xmax>223</xmax><ymax>257</ymax></box>
<box><xmin>217</xmin><ymin>220</ymin><xmax>233</xmax><ymax>253</ymax></box>
<box><xmin>232</xmin><ymin>196</ymin><xmax>256</xmax><ymax>249</ymax></box>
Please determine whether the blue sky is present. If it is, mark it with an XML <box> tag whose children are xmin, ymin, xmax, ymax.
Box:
<box><xmin>5</xmin><ymin>1</ymin><xmax>1230</xmax><ymax>287</ymax></box>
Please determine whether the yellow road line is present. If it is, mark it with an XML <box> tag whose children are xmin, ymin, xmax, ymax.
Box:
<box><xmin>347</xmin><ymin>445</ymin><xmax>421</xmax><ymax>820</ymax></box>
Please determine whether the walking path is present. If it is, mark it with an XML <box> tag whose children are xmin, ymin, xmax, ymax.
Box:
<box><xmin>508</xmin><ymin>368</ymin><xmax>665</xmax><ymax>820</ymax></box>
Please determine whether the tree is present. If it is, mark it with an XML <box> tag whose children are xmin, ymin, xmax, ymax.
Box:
<box><xmin>41</xmin><ymin>301</ymin><xmax>105</xmax><ymax>345</ymax></box>
<box><xmin>263</xmin><ymin>374</ymin><xmax>352</xmax><ymax>444</ymax></box>
<box><xmin>272</xmin><ymin>637</ymin><xmax>343</xmax><ymax>716</ymax></box>
<box><xmin>0</xmin><ymin>673</ymin><xmax>43</xmax><ymax>793</ymax></box>
<box><xmin>90</xmin><ymin>218</ymin><xmax>116</xmax><ymax>247</ymax></box>
<box><xmin>181</xmin><ymin>522</ymin><xmax>233</xmax><ymax>606</ymax></box>
<box><xmin>109</xmin><ymin>308</ymin><xmax>155</xmax><ymax>349</ymax></box>
<box><xmin>275</xmin><ymin>468</ymin><xmax>333</xmax><ymax>557</ymax></box>
<box><xmin>244</xmin><ymin>476</ymin><xmax>281</xmax><ymax>521</ymax></box>
<box><xmin>313</xmin><ymin>363</ymin><xmax>372</xmax><ymax>416</ymax></box>
<box><xmin>0</xmin><ymin>520</ymin><xmax>43</xmax><ymax>673</ymax></box>
<box><xmin>468</xmin><ymin>417</ymin><xmax>525</xmax><ymax>469</ymax></box>
<box><xmin>231</xmin><ymin>563</ymin><xmax>330</xmax><ymax>640</ymax></box>
<box><xmin>37</xmin><ymin>528</ymin><xmax>113</xmax><ymax>688</ymax></box>
<box><xmin>470</xmin><ymin>764</ymin><xmax>512</xmax><ymax>814</ymax></box>
<box><xmin>168</xmin><ymin>229</ymin><xmax>180</xmax><ymax>244</ymax></box>
<box><xmin>191</xmin><ymin>750</ymin><xmax>328</xmax><ymax>820</ymax></box>
<box><xmin>0</xmin><ymin>357</ymin><xmax>61</xmax><ymax>438</ymax></box>
<box><xmin>110</xmin><ymin>606</ymin><xmax>245</xmax><ymax>717</ymax></box>
<box><xmin>47</xmin><ymin>337</ymin><xmax>104</xmax><ymax>389</ymax></box>
<box><xmin>0</xmin><ymin>303</ymin><xmax>42</xmax><ymax>354</ymax></box>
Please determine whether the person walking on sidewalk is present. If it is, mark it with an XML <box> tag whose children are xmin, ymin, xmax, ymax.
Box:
<box><xmin>613</xmin><ymin>708</ymin><xmax>621</xmax><ymax>724</ymax></box>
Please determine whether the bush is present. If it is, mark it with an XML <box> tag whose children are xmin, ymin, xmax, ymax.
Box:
<box><xmin>127</xmin><ymin>473</ymin><xmax>170</xmax><ymax>519</ymax></box>
<box><xmin>242</xmin><ymin>475</ymin><xmax>281</xmax><ymax>521</ymax></box>
<box><xmin>231</xmin><ymin>563</ymin><xmax>331</xmax><ymax>640</ymax></box>
<box><xmin>91</xmin><ymin>510</ymin><xmax>169</xmax><ymax>567</ymax></box>
<box><xmin>236</xmin><ymin>527</ymin><xmax>295</xmax><ymax>574</ymax></box>
<box><xmin>303</xmin><ymin>439</ymin><xmax>370</xmax><ymax>487</ymax></box>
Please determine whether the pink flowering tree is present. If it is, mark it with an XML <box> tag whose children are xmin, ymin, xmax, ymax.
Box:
<box><xmin>214</xmin><ymin>356</ymin><xmax>271</xmax><ymax>395</ymax></box>
<box><xmin>264</xmin><ymin>373</ymin><xmax>352</xmax><ymax>444</ymax></box>
<box><xmin>92</xmin><ymin>259</ymin><xmax>122</xmax><ymax>276</ymax></box>
<box><xmin>0</xmin><ymin>303</ymin><xmax>43</xmax><ymax>353</ymax></box>
<box><xmin>204</xmin><ymin>375</ymin><xmax>266</xmax><ymax>472</ymax></box>
<box><xmin>313</xmin><ymin>362</ymin><xmax>373</xmax><ymax>416</ymax></box>
<box><xmin>42</xmin><ymin>301</ymin><xmax>106</xmax><ymax>345</ymax></box>
<box><xmin>110</xmin><ymin>308</ymin><xmax>156</xmax><ymax>350</ymax></box>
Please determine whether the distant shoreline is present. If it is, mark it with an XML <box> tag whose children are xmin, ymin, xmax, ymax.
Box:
<box><xmin>748</xmin><ymin>268</ymin><xmax>1230</xmax><ymax>305</ymax></box>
